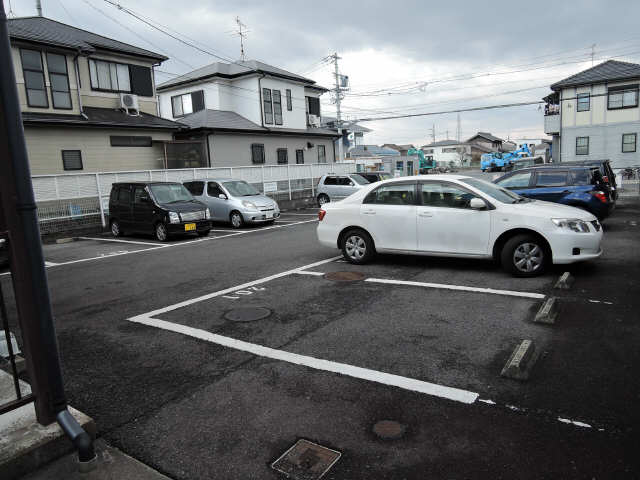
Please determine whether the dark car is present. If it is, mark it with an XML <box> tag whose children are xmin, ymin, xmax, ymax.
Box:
<box><xmin>544</xmin><ymin>159</ymin><xmax>618</xmax><ymax>200</ymax></box>
<box><xmin>108</xmin><ymin>182</ymin><xmax>212</xmax><ymax>242</ymax></box>
<box><xmin>494</xmin><ymin>165</ymin><xmax>614</xmax><ymax>220</ymax></box>
<box><xmin>356</xmin><ymin>171</ymin><xmax>393</xmax><ymax>183</ymax></box>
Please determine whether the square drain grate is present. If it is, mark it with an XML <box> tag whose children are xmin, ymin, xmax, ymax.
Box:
<box><xmin>271</xmin><ymin>439</ymin><xmax>341</xmax><ymax>480</ymax></box>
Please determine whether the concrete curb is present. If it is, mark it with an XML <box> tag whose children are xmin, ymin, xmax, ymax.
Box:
<box><xmin>501</xmin><ymin>339</ymin><xmax>539</xmax><ymax>381</ymax></box>
<box><xmin>55</xmin><ymin>237</ymin><xmax>78</xmax><ymax>244</ymax></box>
<box><xmin>554</xmin><ymin>272</ymin><xmax>574</xmax><ymax>290</ymax></box>
<box><xmin>534</xmin><ymin>297</ymin><xmax>559</xmax><ymax>324</ymax></box>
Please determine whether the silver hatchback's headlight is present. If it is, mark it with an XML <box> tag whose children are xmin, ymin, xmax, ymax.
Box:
<box><xmin>242</xmin><ymin>200</ymin><xmax>258</xmax><ymax>210</ymax></box>
<box><xmin>551</xmin><ymin>218</ymin><xmax>590</xmax><ymax>233</ymax></box>
<box><xmin>168</xmin><ymin>211</ymin><xmax>180</xmax><ymax>224</ymax></box>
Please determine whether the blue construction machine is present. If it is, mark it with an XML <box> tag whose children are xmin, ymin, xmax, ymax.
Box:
<box><xmin>480</xmin><ymin>145</ymin><xmax>532</xmax><ymax>172</ymax></box>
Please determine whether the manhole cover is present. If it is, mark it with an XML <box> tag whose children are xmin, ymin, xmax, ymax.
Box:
<box><xmin>323</xmin><ymin>271</ymin><xmax>365</xmax><ymax>282</ymax></box>
<box><xmin>224</xmin><ymin>307</ymin><xmax>271</xmax><ymax>322</ymax></box>
<box><xmin>271</xmin><ymin>439</ymin><xmax>341</xmax><ymax>480</ymax></box>
<box><xmin>372</xmin><ymin>420</ymin><xmax>406</xmax><ymax>440</ymax></box>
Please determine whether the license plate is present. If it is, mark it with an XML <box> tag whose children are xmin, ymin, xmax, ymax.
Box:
<box><xmin>266</xmin><ymin>212</ymin><xmax>273</xmax><ymax>219</ymax></box>
<box><xmin>184</xmin><ymin>223</ymin><xmax>196</xmax><ymax>231</ymax></box>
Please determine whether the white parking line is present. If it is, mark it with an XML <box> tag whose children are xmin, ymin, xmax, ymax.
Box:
<box><xmin>294</xmin><ymin>270</ymin><xmax>325</xmax><ymax>276</ymax></box>
<box><xmin>129</xmin><ymin>316</ymin><xmax>479</xmax><ymax>405</ymax></box>
<box><xmin>365</xmin><ymin>278</ymin><xmax>545</xmax><ymax>299</ymax></box>
<box><xmin>78</xmin><ymin>236</ymin><xmax>163</xmax><ymax>246</ymax></box>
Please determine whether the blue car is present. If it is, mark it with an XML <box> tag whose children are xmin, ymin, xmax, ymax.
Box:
<box><xmin>494</xmin><ymin>165</ymin><xmax>614</xmax><ymax>220</ymax></box>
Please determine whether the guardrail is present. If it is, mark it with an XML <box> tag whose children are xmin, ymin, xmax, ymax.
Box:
<box><xmin>31</xmin><ymin>163</ymin><xmax>356</xmax><ymax>234</ymax></box>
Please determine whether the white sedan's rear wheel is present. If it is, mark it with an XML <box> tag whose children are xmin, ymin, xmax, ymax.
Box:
<box><xmin>341</xmin><ymin>229</ymin><xmax>375</xmax><ymax>264</ymax></box>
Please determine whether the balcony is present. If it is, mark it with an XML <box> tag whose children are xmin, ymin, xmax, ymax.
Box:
<box><xmin>544</xmin><ymin>113</ymin><xmax>560</xmax><ymax>135</ymax></box>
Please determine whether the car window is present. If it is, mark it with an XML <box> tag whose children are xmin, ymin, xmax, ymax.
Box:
<box><xmin>364</xmin><ymin>183</ymin><xmax>415</xmax><ymax>205</ymax></box>
<box><xmin>323</xmin><ymin>176</ymin><xmax>337</xmax><ymax>186</ymax></box>
<box><xmin>420</xmin><ymin>182</ymin><xmax>474</xmax><ymax>209</ymax></box>
<box><xmin>350</xmin><ymin>174</ymin><xmax>370</xmax><ymax>185</ymax></box>
<box><xmin>569</xmin><ymin>169</ymin><xmax>592</xmax><ymax>185</ymax></box>
<box><xmin>118</xmin><ymin>186</ymin><xmax>131</xmax><ymax>203</ymax></box>
<box><xmin>207</xmin><ymin>182</ymin><xmax>224</xmax><ymax>197</ymax></box>
<box><xmin>223</xmin><ymin>181</ymin><xmax>259</xmax><ymax>196</ymax></box>
<box><xmin>460</xmin><ymin>178</ymin><xmax>521</xmax><ymax>204</ymax></box>
<box><xmin>184</xmin><ymin>181</ymin><xmax>204</xmax><ymax>196</ymax></box>
<box><xmin>496</xmin><ymin>172</ymin><xmax>532</xmax><ymax>189</ymax></box>
<box><xmin>149</xmin><ymin>184</ymin><xmax>193</xmax><ymax>203</ymax></box>
<box><xmin>337</xmin><ymin>177</ymin><xmax>352</xmax><ymax>186</ymax></box>
<box><xmin>133</xmin><ymin>186</ymin><xmax>149</xmax><ymax>204</ymax></box>
<box><xmin>536</xmin><ymin>171</ymin><xmax>568</xmax><ymax>187</ymax></box>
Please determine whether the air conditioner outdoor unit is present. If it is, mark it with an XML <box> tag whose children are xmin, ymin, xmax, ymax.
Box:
<box><xmin>308</xmin><ymin>114</ymin><xmax>320</xmax><ymax>127</ymax></box>
<box><xmin>120</xmin><ymin>93</ymin><xmax>140</xmax><ymax>115</ymax></box>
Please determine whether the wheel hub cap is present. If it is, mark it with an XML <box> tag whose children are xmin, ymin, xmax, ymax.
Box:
<box><xmin>345</xmin><ymin>235</ymin><xmax>366</xmax><ymax>259</ymax></box>
<box><xmin>513</xmin><ymin>243</ymin><xmax>543</xmax><ymax>273</ymax></box>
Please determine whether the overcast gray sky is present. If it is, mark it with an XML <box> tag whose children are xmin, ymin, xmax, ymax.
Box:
<box><xmin>7</xmin><ymin>0</ymin><xmax>640</xmax><ymax>145</ymax></box>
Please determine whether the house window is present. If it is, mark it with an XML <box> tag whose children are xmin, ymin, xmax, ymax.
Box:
<box><xmin>171</xmin><ymin>90</ymin><xmax>204</xmax><ymax>117</ymax></box>
<box><xmin>576</xmin><ymin>136</ymin><xmax>589</xmax><ymax>155</ymax></box>
<box><xmin>45</xmin><ymin>53</ymin><xmax>72</xmax><ymax>109</ymax></box>
<box><xmin>286</xmin><ymin>89</ymin><xmax>292</xmax><ymax>111</ymax></box>
<box><xmin>61</xmin><ymin>150</ymin><xmax>83</xmax><ymax>170</ymax></box>
<box><xmin>423</xmin><ymin>149</ymin><xmax>434</xmax><ymax>154</ymax></box>
<box><xmin>251</xmin><ymin>143</ymin><xmax>265</xmax><ymax>164</ymax></box>
<box><xmin>20</xmin><ymin>49</ymin><xmax>48</xmax><ymax>107</ymax></box>
<box><xmin>608</xmin><ymin>84</ymin><xmax>639</xmax><ymax>110</ymax></box>
<box><xmin>306</xmin><ymin>96</ymin><xmax>320</xmax><ymax>116</ymax></box>
<box><xmin>263</xmin><ymin>88</ymin><xmax>273</xmax><ymax>124</ymax></box>
<box><xmin>396</xmin><ymin>161</ymin><xmax>404</xmax><ymax>170</ymax></box>
<box><xmin>277</xmin><ymin>148</ymin><xmax>288</xmax><ymax>164</ymax></box>
<box><xmin>317</xmin><ymin>144</ymin><xmax>326</xmax><ymax>163</ymax></box>
<box><xmin>89</xmin><ymin>59</ymin><xmax>130</xmax><ymax>92</ymax></box>
<box><xmin>110</xmin><ymin>136</ymin><xmax>153</xmax><ymax>147</ymax></box>
<box><xmin>622</xmin><ymin>133</ymin><xmax>637</xmax><ymax>153</ymax></box>
<box><xmin>442</xmin><ymin>148</ymin><xmax>457</xmax><ymax>153</ymax></box>
<box><xmin>295</xmin><ymin>149</ymin><xmax>304</xmax><ymax>164</ymax></box>
<box><xmin>273</xmin><ymin>90</ymin><xmax>283</xmax><ymax>125</ymax></box>
<box><xmin>577</xmin><ymin>93</ymin><xmax>590</xmax><ymax>112</ymax></box>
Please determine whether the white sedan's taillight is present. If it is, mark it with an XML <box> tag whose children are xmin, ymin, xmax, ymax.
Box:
<box><xmin>318</xmin><ymin>210</ymin><xmax>326</xmax><ymax>221</ymax></box>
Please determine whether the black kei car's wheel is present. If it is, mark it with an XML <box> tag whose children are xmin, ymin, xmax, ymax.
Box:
<box><xmin>155</xmin><ymin>222</ymin><xmax>169</xmax><ymax>242</ymax></box>
<box><xmin>501</xmin><ymin>234</ymin><xmax>547</xmax><ymax>277</ymax></box>
<box><xmin>341</xmin><ymin>229</ymin><xmax>375</xmax><ymax>264</ymax></box>
<box><xmin>111</xmin><ymin>219</ymin><xmax>123</xmax><ymax>237</ymax></box>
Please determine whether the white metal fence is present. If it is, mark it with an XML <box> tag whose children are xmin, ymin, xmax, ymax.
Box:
<box><xmin>32</xmin><ymin>163</ymin><xmax>356</xmax><ymax>234</ymax></box>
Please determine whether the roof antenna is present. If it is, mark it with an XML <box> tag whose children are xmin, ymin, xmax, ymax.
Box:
<box><xmin>36</xmin><ymin>0</ymin><xmax>43</xmax><ymax>16</ymax></box>
<box><xmin>234</xmin><ymin>16</ymin><xmax>249</xmax><ymax>61</ymax></box>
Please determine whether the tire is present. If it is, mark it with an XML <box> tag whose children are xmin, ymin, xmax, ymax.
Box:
<box><xmin>501</xmin><ymin>234</ymin><xmax>547</xmax><ymax>277</ymax></box>
<box><xmin>197</xmin><ymin>230</ymin><xmax>210</xmax><ymax>237</ymax></box>
<box><xmin>317</xmin><ymin>194</ymin><xmax>330</xmax><ymax>207</ymax></box>
<box><xmin>230</xmin><ymin>211</ymin><xmax>244</xmax><ymax>229</ymax></box>
<box><xmin>155</xmin><ymin>222</ymin><xmax>169</xmax><ymax>242</ymax></box>
<box><xmin>110</xmin><ymin>219</ymin><xmax>123</xmax><ymax>237</ymax></box>
<box><xmin>341</xmin><ymin>229</ymin><xmax>375</xmax><ymax>264</ymax></box>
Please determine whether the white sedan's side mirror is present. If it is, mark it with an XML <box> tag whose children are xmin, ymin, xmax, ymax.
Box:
<box><xmin>218</xmin><ymin>194</ymin><xmax>227</xmax><ymax>200</ymax></box>
<box><xmin>469</xmin><ymin>197</ymin><xmax>486</xmax><ymax>210</ymax></box>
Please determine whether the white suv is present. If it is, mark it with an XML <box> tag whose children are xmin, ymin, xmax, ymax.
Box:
<box><xmin>317</xmin><ymin>175</ymin><xmax>603</xmax><ymax>277</ymax></box>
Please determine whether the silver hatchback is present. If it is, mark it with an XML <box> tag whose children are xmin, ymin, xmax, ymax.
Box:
<box><xmin>316</xmin><ymin>174</ymin><xmax>370</xmax><ymax>206</ymax></box>
<box><xmin>184</xmin><ymin>178</ymin><xmax>280</xmax><ymax>228</ymax></box>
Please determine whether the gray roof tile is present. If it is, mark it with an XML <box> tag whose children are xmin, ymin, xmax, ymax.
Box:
<box><xmin>8</xmin><ymin>16</ymin><xmax>167</xmax><ymax>61</ymax></box>
<box><xmin>551</xmin><ymin>60</ymin><xmax>640</xmax><ymax>90</ymax></box>
<box><xmin>22</xmin><ymin>107</ymin><xmax>183</xmax><ymax>130</ymax></box>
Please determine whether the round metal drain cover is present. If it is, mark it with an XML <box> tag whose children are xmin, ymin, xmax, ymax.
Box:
<box><xmin>224</xmin><ymin>307</ymin><xmax>271</xmax><ymax>322</ymax></box>
<box><xmin>323</xmin><ymin>271</ymin><xmax>366</xmax><ymax>282</ymax></box>
<box><xmin>372</xmin><ymin>420</ymin><xmax>406</xmax><ymax>440</ymax></box>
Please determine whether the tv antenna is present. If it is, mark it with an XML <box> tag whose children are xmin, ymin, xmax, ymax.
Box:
<box><xmin>233</xmin><ymin>16</ymin><xmax>249</xmax><ymax>61</ymax></box>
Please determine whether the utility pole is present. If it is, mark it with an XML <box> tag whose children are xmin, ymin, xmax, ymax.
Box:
<box><xmin>431</xmin><ymin>124</ymin><xmax>436</xmax><ymax>144</ymax></box>
<box><xmin>234</xmin><ymin>16</ymin><xmax>248</xmax><ymax>61</ymax></box>
<box><xmin>36</xmin><ymin>0</ymin><xmax>42</xmax><ymax>16</ymax></box>
<box><xmin>591</xmin><ymin>43</ymin><xmax>596</xmax><ymax>67</ymax></box>
<box><xmin>456</xmin><ymin>114</ymin><xmax>461</xmax><ymax>143</ymax></box>
<box><xmin>446</xmin><ymin>129</ymin><xmax>449</xmax><ymax>140</ymax></box>
<box><xmin>331</xmin><ymin>52</ymin><xmax>347</xmax><ymax>162</ymax></box>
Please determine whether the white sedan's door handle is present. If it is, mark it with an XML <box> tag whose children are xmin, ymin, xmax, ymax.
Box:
<box><xmin>362</xmin><ymin>209</ymin><xmax>376</xmax><ymax>215</ymax></box>
<box><xmin>418</xmin><ymin>211</ymin><xmax>433</xmax><ymax>217</ymax></box>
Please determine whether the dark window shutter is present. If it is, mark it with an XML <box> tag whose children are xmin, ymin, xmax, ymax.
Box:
<box><xmin>129</xmin><ymin>65</ymin><xmax>153</xmax><ymax>97</ymax></box>
<box><xmin>62</xmin><ymin>150</ymin><xmax>83</xmax><ymax>170</ymax></box>
<box><xmin>191</xmin><ymin>90</ymin><xmax>205</xmax><ymax>112</ymax></box>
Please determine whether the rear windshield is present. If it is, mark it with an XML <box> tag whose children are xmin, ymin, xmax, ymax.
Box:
<box><xmin>223</xmin><ymin>181</ymin><xmax>259</xmax><ymax>197</ymax></box>
<box><xmin>350</xmin><ymin>174</ymin><xmax>371</xmax><ymax>185</ymax></box>
<box><xmin>149</xmin><ymin>184</ymin><xmax>193</xmax><ymax>203</ymax></box>
<box><xmin>569</xmin><ymin>169</ymin><xmax>594</xmax><ymax>185</ymax></box>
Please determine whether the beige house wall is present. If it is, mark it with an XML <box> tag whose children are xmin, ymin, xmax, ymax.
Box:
<box><xmin>25</xmin><ymin>127</ymin><xmax>172</xmax><ymax>175</ymax></box>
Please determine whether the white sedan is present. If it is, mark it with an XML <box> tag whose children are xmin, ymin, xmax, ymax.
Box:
<box><xmin>317</xmin><ymin>175</ymin><xmax>603</xmax><ymax>277</ymax></box>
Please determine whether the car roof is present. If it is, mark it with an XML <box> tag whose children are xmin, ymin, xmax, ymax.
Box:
<box><xmin>509</xmin><ymin>165</ymin><xmax>597</xmax><ymax>172</ymax></box>
<box><xmin>113</xmin><ymin>181</ymin><xmax>182</xmax><ymax>186</ymax></box>
<box><xmin>184</xmin><ymin>178</ymin><xmax>240</xmax><ymax>182</ymax></box>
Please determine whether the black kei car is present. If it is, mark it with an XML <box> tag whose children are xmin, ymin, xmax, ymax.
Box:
<box><xmin>109</xmin><ymin>182</ymin><xmax>212</xmax><ymax>241</ymax></box>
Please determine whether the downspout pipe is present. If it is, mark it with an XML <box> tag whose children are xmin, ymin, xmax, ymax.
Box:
<box><xmin>73</xmin><ymin>51</ymin><xmax>88</xmax><ymax>119</ymax></box>
<box><xmin>56</xmin><ymin>410</ymin><xmax>96</xmax><ymax>465</ymax></box>
<box><xmin>257</xmin><ymin>72</ymin><xmax>270</xmax><ymax>131</ymax></box>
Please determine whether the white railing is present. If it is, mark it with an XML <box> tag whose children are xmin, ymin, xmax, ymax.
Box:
<box><xmin>32</xmin><ymin>163</ymin><xmax>356</xmax><ymax>233</ymax></box>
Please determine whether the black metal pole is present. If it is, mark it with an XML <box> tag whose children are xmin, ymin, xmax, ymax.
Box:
<box><xmin>0</xmin><ymin>0</ymin><xmax>66</xmax><ymax>424</ymax></box>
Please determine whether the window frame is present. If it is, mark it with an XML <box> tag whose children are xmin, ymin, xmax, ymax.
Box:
<box><xmin>317</xmin><ymin>144</ymin><xmax>327</xmax><ymax>164</ymax></box>
<box><xmin>576</xmin><ymin>93</ymin><xmax>590</xmax><ymax>112</ymax></box>
<box><xmin>207</xmin><ymin>182</ymin><xmax>224</xmax><ymax>197</ymax></box>
<box><xmin>286</xmin><ymin>89</ymin><xmax>292</xmax><ymax>111</ymax></box>
<box><xmin>61</xmin><ymin>150</ymin><xmax>83</xmax><ymax>171</ymax></box>
<box><xmin>273</xmin><ymin>90</ymin><xmax>283</xmax><ymax>125</ymax></box>
<box><xmin>607</xmin><ymin>84</ymin><xmax>639</xmax><ymax>110</ymax></box>
<box><xmin>170</xmin><ymin>90</ymin><xmax>205</xmax><ymax>118</ymax></box>
<box><xmin>417</xmin><ymin>181</ymin><xmax>478</xmax><ymax>209</ymax></box>
<box><xmin>622</xmin><ymin>133</ymin><xmax>637</xmax><ymax>153</ymax></box>
<box><xmin>295</xmin><ymin>149</ymin><xmax>304</xmax><ymax>164</ymax></box>
<box><xmin>576</xmin><ymin>136</ymin><xmax>589</xmax><ymax>155</ymax></box>
<box><xmin>533</xmin><ymin>170</ymin><xmax>569</xmax><ymax>188</ymax></box>
<box><xmin>20</xmin><ymin>48</ymin><xmax>49</xmax><ymax>108</ymax></box>
<box><xmin>262</xmin><ymin>88</ymin><xmax>273</xmax><ymax>124</ymax></box>
<box><xmin>110</xmin><ymin>136</ymin><xmax>153</xmax><ymax>147</ymax></box>
<box><xmin>45</xmin><ymin>52</ymin><xmax>72</xmax><ymax>110</ymax></box>
<box><xmin>88</xmin><ymin>58</ymin><xmax>132</xmax><ymax>93</ymax></box>
<box><xmin>277</xmin><ymin>148</ymin><xmax>288</xmax><ymax>164</ymax></box>
<box><xmin>251</xmin><ymin>143</ymin><xmax>265</xmax><ymax>164</ymax></box>
<box><xmin>363</xmin><ymin>181</ymin><xmax>418</xmax><ymax>206</ymax></box>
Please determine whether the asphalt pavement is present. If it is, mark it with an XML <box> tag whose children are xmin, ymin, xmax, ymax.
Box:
<box><xmin>2</xmin><ymin>205</ymin><xmax>640</xmax><ymax>479</ymax></box>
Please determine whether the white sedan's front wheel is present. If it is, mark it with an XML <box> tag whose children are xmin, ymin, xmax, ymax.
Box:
<box><xmin>501</xmin><ymin>234</ymin><xmax>547</xmax><ymax>277</ymax></box>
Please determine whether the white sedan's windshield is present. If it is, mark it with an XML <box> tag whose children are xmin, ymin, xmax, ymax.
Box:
<box><xmin>460</xmin><ymin>178</ymin><xmax>525</xmax><ymax>204</ymax></box>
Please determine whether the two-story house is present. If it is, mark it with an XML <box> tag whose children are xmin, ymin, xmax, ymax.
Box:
<box><xmin>544</xmin><ymin>60</ymin><xmax>640</xmax><ymax>167</ymax></box>
<box><xmin>8</xmin><ymin>16</ymin><xmax>184</xmax><ymax>175</ymax></box>
<box><xmin>156</xmin><ymin>60</ymin><xmax>340</xmax><ymax>167</ymax></box>
<box><xmin>421</xmin><ymin>138</ymin><xmax>493</xmax><ymax>167</ymax></box>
